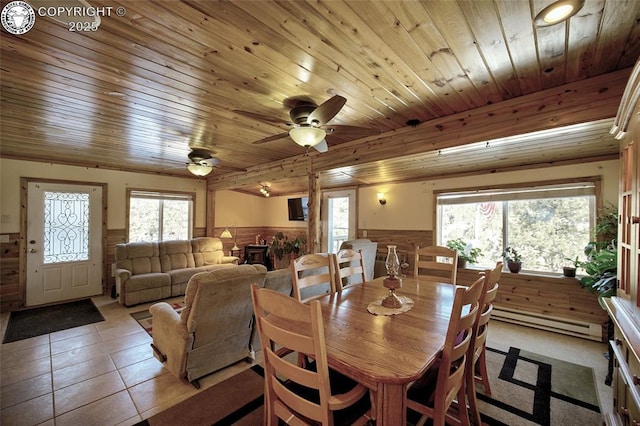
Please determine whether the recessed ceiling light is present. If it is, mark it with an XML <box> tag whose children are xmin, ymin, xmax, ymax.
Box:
<box><xmin>534</xmin><ymin>0</ymin><xmax>584</xmax><ymax>27</ymax></box>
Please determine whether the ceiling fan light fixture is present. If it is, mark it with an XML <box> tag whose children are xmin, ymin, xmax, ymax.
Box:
<box><xmin>289</xmin><ymin>126</ymin><xmax>326</xmax><ymax>147</ymax></box>
<box><xmin>534</xmin><ymin>0</ymin><xmax>584</xmax><ymax>26</ymax></box>
<box><xmin>187</xmin><ymin>163</ymin><xmax>213</xmax><ymax>176</ymax></box>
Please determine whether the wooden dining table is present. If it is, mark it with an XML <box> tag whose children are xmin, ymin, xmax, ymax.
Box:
<box><xmin>316</xmin><ymin>276</ymin><xmax>456</xmax><ymax>425</ymax></box>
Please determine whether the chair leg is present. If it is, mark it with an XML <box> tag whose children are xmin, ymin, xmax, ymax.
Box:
<box><xmin>476</xmin><ymin>349</ymin><xmax>492</xmax><ymax>396</ymax></box>
<box><xmin>466</xmin><ymin>359</ymin><xmax>481</xmax><ymax>426</ymax></box>
<box><xmin>457</xmin><ymin>384</ymin><xmax>471</xmax><ymax>426</ymax></box>
<box><xmin>369</xmin><ymin>389</ymin><xmax>377</xmax><ymax>424</ymax></box>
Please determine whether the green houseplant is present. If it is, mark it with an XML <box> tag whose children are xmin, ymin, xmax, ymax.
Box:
<box><xmin>445</xmin><ymin>238</ymin><xmax>483</xmax><ymax>268</ymax></box>
<box><xmin>579</xmin><ymin>203</ymin><xmax>618</xmax><ymax>307</ymax></box>
<box><xmin>270</xmin><ymin>232</ymin><xmax>306</xmax><ymax>268</ymax></box>
<box><xmin>579</xmin><ymin>247</ymin><xmax>617</xmax><ymax>308</ymax></box>
<box><xmin>503</xmin><ymin>246</ymin><xmax>522</xmax><ymax>273</ymax></box>
<box><xmin>563</xmin><ymin>256</ymin><xmax>581</xmax><ymax>278</ymax></box>
<box><xmin>584</xmin><ymin>202</ymin><xmax>618</xmax><ymax>255</ymax></box>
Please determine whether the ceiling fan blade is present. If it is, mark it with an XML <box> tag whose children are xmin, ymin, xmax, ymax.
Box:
<box><xmin>233</xmin><ymin>109</ymin><xmax>291</xmax><ymax>125</ymax></box>
<box><xmin>252</xmin><ymin>132</ymin><xmax>290</xmax><ymax>145</ymax></box>
<box><xmin>308</xmin><ymin>95</ymin><xmax>346</xmax><ymax>125</ymax></box>
<box><xmin>202</xmin><ymin>157</ymin><xmax>220</xmax><ymax>167</ymax></box>
<box><xmin>312</xmin><ymin>139</ymin><xmax>329</xmax><ymax>153</ymax></box>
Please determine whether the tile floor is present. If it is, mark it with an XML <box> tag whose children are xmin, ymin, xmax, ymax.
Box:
<box><xmin>0</xmin><ymin>295</ymin><xmax>612</xmax><ymax>425</ymax></box>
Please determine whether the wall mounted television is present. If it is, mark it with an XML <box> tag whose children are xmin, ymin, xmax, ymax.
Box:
<box><xmin>288</xmin><ymin>197</ymin><xmax>308</xmax><ymax>221</ymax></box>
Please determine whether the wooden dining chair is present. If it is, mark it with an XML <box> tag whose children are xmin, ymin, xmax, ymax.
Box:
<box><xmin>291</xmin><ymin>253</ymin><xmax>338</xmax><ymax>303</ymax></box>
<box><xmin>413</xmin><ymin>245</ymin><xmax>459</xmax><ymax>284</ymax></box>
<box><xmin>406</xmin><ymin>275</ymin><xmax>485</xmax><ymax>426</ymax></box>
<box><xmin>250</xmin><ymin>284</ymin><xmax>372</xmax><ymax>426</ymax></box>
<box><xmin>466</xmin><ymin>261</ymin><xmax>502</xmax><ymax>426</ymax></box>
<box><xmin>333</xmin><ymin>248</ymin><xmax>367</xmax><ymax>292</ymax></box>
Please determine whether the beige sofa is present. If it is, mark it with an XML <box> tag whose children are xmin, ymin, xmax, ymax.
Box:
<box><xmin>114</xmin><ymin>237</ymin><xmax>238</xmax><ymax>306</ymax></box>
<box><xmin>150</xmin><ymin>264</ymin><xmax>293</xmax><ymax>386</ymax></box>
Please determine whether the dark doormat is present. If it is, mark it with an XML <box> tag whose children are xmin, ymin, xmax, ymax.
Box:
<box><xmin>3</xmin><ymin>299</ymin><xmax>105</xmax><ymax>343</ymax></box>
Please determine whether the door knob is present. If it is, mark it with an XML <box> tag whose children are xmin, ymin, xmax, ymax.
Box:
<box><xmin>29</xmin><ymin>248</ymin><xmax>37</xmax><ymax>253</ymax></box>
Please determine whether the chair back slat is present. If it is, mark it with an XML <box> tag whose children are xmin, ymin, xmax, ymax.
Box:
<box><xmin>407</xmin><ymin>275</ymin><xmax>484</xmax><ymax>426</ymax></box>
<box><xmin>414</xmin><ymin>245</ymin><xmax>458</xmax><ymax>284</ymax></box>
<box><xmin>334</xmin><ymin>248</ymin><xmax>367</xmax><ymax>292</ymax></box>
<box><xmin>291</xmin><ymin>253</ymin><xmax>337</xmax><ymax>303</ymax></box>
<box><xmin>466</xmin><ymin>261</ymin><xmax>503</xmax><ymax>426</ymax></box>
<box><xmin>251</xmin><ymin>284</ymin><xmax>370</xmax><ymax>425</ymax></box>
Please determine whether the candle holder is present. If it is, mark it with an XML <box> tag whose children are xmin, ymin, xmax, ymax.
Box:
<box><xmin>382</xmin><ymin>276</ymin><xmax>403</xmax><ymax>308</ymax></box>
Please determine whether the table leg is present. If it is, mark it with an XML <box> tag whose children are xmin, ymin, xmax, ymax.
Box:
<box><xmin>377</xmin><ymin>383</ymin><xmax>406</xmax><ymax>425</ymax></box>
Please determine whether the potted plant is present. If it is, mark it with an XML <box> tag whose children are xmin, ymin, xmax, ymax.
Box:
<box><xmin>270</xmin><ymin>232</ymin><xmax>306</xmax><ymax>269</ymax></box>
<box><xmin>579</xmin><ymin>246</ymin><xmax>617</xmax><ymax>308</ymax></box>
<box><xmin>503</xmin><ymin>246</ymin><xmax>522</xmax><ymax>273</ymax></box>
<box><xmin>563</xmin><ymin>256</ymin><xmax>581</xmax><ymax>278</ymax></box>
<box><xmin>584</xmin><ymin>203</ymin><xmax>618</xmax><ymax>256</ymax></box>
<box><xmin>445</xmin><ymin>238</ymin><xmax>483</xmax><ymax>268</ymax></box>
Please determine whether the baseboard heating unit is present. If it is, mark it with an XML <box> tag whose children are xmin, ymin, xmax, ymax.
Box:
<box><xmin>491</xmin><ymin>306</ymin><xmax>604</xmax><ymax>342</ymax></box>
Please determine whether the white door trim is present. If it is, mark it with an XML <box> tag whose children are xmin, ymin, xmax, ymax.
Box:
<box><xmin>21</xmin><ymin>178</ymin><xmax>107</xmax><ymax>307</ymax></box>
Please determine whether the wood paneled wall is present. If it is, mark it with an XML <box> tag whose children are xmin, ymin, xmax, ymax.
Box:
<box><xmin>360</xmin><ymin>229</ymin><xmax>434</xmax><ymax>273</ymax></box>
<box><xmin>358</xmin><ymin>229</ymin><xmax>608</xmax><ymax>339</ymax></box>
<box><xmin>457</xmin><ymin>268</ymin><xmax>608</xmax><ymax>340</ymax></box>
<box><xmin>214</xmin><ymin>227</ymin><xmax>307</xmax><ymax>260</ymax></box>
<box><xmin>0</xmin><ymin>234</ymin><xmax>21</xmax><ymax>312</ymax></box>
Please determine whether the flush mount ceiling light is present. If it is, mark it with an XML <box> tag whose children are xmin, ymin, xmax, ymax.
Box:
<box><xmin>289</xmin><ymin>125</ymin><xmax>326</xmax><ymax>148</ymax></box>
<box><xmin>534</xmin><ymin>0</ymin><xmax>584</xmax><ymax>26</ymax></box>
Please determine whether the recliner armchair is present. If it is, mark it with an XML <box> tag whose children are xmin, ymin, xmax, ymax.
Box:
<box><xmin>149</xmin><ymin>264</ymin><xmax>268</xmax><ymax>387</ymax></box>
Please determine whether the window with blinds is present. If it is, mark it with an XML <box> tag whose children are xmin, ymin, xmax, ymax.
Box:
<box><xmin>436</xmin><ymin>179</ymin><xmax>598</xmax><ymax>274</ymax></box>
<box><xmin>127</xmin><ymin>190</ymin><xmax>194</xmax><ymax>242</ymax></box>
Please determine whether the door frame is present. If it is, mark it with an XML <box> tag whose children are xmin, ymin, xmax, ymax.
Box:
<box><xmin>320</xmin><ymin>188</ymin><xmax>358</xmax><ymax>252</ymax></box>
<box><xmin>20</xmin><ymin>177</ymin><xmax>108</xmax><ymax>308</ymax></box>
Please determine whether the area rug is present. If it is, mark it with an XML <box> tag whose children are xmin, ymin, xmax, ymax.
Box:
<box><xmin>2</xmin><ymin>299</ymin><xmax>104</xmax><ymax>343</ymax></box>
<box><xmin>135</xmin><ymin>346</ymin><xmax>601</xmax><ymax>426</ymax></box>
<box><xmin>130</xmin><ymin>302</ymin><xmax>185</xmax><ymax>337</ymax></box>
<box><xmin>474</xmin><ymin>346</ymin><xmax>602</xmax><ymax>425</ymax></box>
<box><xmin>134</xmin><ymin>364</ymin><xmax>265</xmax><ymax>426</ymax></box>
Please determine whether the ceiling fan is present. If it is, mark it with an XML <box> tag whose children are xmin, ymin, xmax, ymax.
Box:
<box><xmin>234</xmin><ymin>95</ymin><xmax>379</xmax><ymax>153</ymax></box>
<box><xmin>186</xmin><ymin>148</ymin><xmax>219</xmax><ymax>176</ymax></box>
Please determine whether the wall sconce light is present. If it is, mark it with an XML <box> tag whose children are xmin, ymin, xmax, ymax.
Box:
<box><xmin>377</xmin><ymin>192</ymin><xmax>387</xmax><ymax>205</ymax></box>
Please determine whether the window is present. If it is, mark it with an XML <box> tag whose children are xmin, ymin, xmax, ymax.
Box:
<box><xmin>127</xmin><ymin>190</ymin><xmax>194</xmax><ymax>242</ymax></box>
<box><xmin>436</xmin><ymin>180</ymin><xmax>598</xmax><ymax>274</ymax></box>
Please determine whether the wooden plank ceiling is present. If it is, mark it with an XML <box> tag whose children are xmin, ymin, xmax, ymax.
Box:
<box><xmin>1</xmin><ymin>0</ymin><xmax>638</xmax><ymax>196</ymax></box>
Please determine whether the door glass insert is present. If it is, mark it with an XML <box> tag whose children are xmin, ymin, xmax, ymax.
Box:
<box><xmin>328</xmin><ymin>196</ymin><xmax>350</xmax><ymax>253</ymax></box>
<box><xmin>43</xmin><ymin>191</ymin><xmax>90</xmax><ymax>264</ymax></box>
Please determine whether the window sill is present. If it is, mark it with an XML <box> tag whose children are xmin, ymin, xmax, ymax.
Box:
<box><xmin>459</xmin><ymin>267</ymin><xmax>582</xmax><ymax>280</ymax></box>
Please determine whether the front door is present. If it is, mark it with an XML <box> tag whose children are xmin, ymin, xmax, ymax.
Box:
<box><xmin>26</xmin><ymin>182</ymin><xmax>103</xmax><ymax>306</ymax></box>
